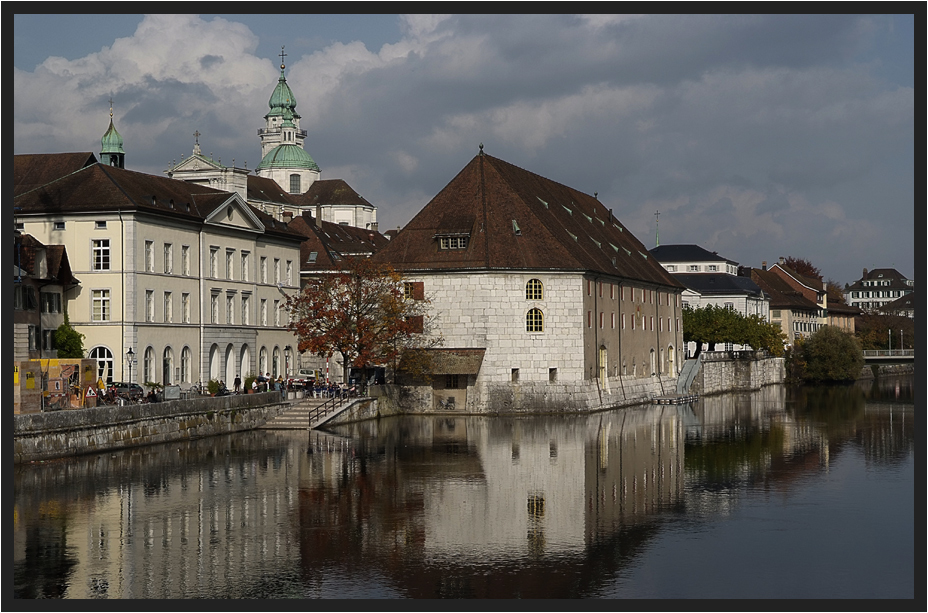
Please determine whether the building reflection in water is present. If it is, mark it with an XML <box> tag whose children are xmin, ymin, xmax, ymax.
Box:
<box><xmin>13</xmin><ymin>377</ymin><xmax>915</xmax><ymax>599</ymax></box>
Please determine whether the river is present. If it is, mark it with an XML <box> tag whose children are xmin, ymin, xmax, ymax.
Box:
<box><xmin>13</xmin><ymin>376</ymin><xmax>914</xmax><ymax>599</ymax></box>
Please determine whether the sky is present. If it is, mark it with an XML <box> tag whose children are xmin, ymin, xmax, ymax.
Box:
<box><xmin>13</xmin><ymin>13</ymin><xmax>916</xmax><ymax>286</ymax></box>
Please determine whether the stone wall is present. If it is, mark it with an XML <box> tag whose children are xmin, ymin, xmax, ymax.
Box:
<box><xmin>690</xmin><ymin>354</ymin><xmax>785</xmax><ymax>396</ymax></box>
<box><xmin>13</xmin><ymin>392</ymin><xmax>287</xmax><ymax>464</ymax></box>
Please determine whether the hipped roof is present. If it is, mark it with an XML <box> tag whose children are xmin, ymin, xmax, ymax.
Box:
<box><xmin>374</xmin><ymin>152</ymin><xmax>684</xmax><ymax>289</ymax></box>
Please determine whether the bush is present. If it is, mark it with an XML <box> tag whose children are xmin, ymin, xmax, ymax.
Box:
<box><xmin>244</xmin><ymin>374</ymin><xmax>256</xmax><ymax>392</ymax></box>
<box><xmin>207</xmin><ymin>379</ymin><xmax>220</xmax><ymax>395</ymax></box>
<box><xmin>793</xmin><ymin>326</ymin><xmax>864</xmax><ymax>383</ymax></box>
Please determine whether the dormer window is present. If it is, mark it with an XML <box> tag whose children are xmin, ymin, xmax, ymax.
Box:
<box><xmin>439</xmin><ymin>236</ymin><xmax>468</xmax><ymax>250</ymax></box>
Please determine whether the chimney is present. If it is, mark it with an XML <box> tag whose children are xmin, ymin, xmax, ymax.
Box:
<box><xmin>762</xmin><ymin>261</ymin><xmax>767</xmax><ymax>271</ymax></box>
<box><xmin>282</xmin><ymin>211</ymin><xmax>293</xmax><ymax>223</ymax></box>
<box><xmin>862</xmin><ymin>268</ymin><xmax>868</xmax><ymax>279</ymax></box>
<box><xmin>371</xmin><ymin>221</ymin><xmax>378</xmax><ymax>232</ymax></box>
<box><xmin>315</xmin><ymin>204</ymin><xmax>322</xmax><ymax>228</ymax></box>
<box><xmin>778</xmin><ymin>256</ymin><xmax>785</xmax><ymax>265</ymax></box>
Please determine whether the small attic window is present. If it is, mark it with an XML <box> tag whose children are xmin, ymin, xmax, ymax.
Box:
<box><xmin>95</xmin><ymin>221</ymin><xmax>107</xmax><ymax>229</ymax></box>
<box><xmin>185</xmin><ymin>203</ymin><xmax>190</xmax><ymax>212</ymax></box>
<box><xmin>307</xmin><ymin>252</ymin><xmax>318</xmax><ymax>263</ymax></box>
<box><xmin>151</xmin><ymin>196</ymin><xmax>158</xmax><ymax>206</ymax></box>
<box><xmin>439</xmin><ymin>236</ymin><xmax>468</xmax><ymax>250</ymax></box>
<box><xmin>169</xmin><ymin>199</ymin><xmax>175</xmax><ymax>209</ymax></box>
<box><xmin>54</xmin><ymin>221</ymin><xmax>66</xmax><ymax>230</ymax></box>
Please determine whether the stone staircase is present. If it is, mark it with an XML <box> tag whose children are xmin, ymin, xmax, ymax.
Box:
<box><xmin>260</xmin><ymin>398</ymin><xmax>327</xmax><ymax>430</ymax></box>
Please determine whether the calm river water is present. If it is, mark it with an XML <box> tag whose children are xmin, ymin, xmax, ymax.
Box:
<box><xmin>13</xmin><ymin>377</ymin><xmax>914</xmax><ymax>599</ymax></box>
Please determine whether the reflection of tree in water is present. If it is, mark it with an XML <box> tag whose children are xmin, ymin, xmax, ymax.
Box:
<box><xmin>13</xmin><ymin>505</ymin><xmax>77</xmax><ymax>598</ymax></box>
<box><xmin>685</xmin><ymin>423</ymin><xmax>786</xmax><ymax>488</ymax></box>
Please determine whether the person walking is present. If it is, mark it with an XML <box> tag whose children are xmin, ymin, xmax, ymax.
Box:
<box><xmin>234</xmin><ymin>374</ymin><xmax>242</xmax><ymax>394</ymax></box>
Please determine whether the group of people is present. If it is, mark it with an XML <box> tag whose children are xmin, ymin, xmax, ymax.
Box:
<box><xmin>309</xmin><ymin>382</ymin><xmax>357</xmax><ymax>399</ymax></box>
<box><xmin>249</xmin><ymin>373</ymin><xmax>285</xmax><ymax>393</ymax></box>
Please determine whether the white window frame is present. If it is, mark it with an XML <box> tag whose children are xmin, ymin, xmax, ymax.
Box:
<box><xmin>92</xmin><ymin>239</ymin><xmax>111</xmax><ymax>271</ymax></box>
<box><xmin>92</xmin><ymin>289</ymin><xmax>111</xmax><ymax>321</ymax></box>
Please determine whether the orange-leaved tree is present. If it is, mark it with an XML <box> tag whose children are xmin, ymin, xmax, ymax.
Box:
<box><xmin>286</xmin><ymin>258</ymin><xmax>436</xmax><ymax>385</ymax></box>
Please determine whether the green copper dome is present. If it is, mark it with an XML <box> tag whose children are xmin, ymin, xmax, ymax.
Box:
<box><xmin>101</xmin><ymin>117</ymin><xmax>124</xmax><ymax>154</ymax></box>
<box><xmin>267</xmin><ymin>67</ymin><xmax>300</xmax><ymax>119</ymax></box>
<box><xmin>256</xmin><ymin>144</ymin><xmax>320</xmax><ymax>171</ymax></box>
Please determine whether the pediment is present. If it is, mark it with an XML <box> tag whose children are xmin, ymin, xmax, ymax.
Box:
<box><xmin>202</xmin><ymin>194</ymin><xmax>265</xmax><ymax>234</ymax></box>
<box><xmin>173</xmin><ymin>154</ymin><xmax>223</xmax><ymax>173</ymax></box>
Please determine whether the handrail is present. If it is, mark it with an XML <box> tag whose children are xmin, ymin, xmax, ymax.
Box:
<box><xmin>862</xmin><ymin>349</ymin><xmax>914</xmax><ymax>357</ymax></box>
<box><xmin>305</xmin><ymin>391</ymin><xmax>363</xmax><ymax>426</ymax></box>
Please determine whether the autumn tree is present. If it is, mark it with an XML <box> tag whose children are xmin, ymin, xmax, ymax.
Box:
<box><xmin>781</xmin><ymin>256</ymin><xmax>822</xmax><ymax>280</ymax></box>
<box><xmin>855</xmin><ymin>313</ymin><xmax>915</xmax><ymax>350</ymax></box>
<box><xmin>286</xmin><ymin>258</ymin><xmax>438</xmax><ymax>386</ymax></box>
<box><xmin>825</xmin><ymin>278</ymin><xmax>846</xmax><ymax>304</ymax></box>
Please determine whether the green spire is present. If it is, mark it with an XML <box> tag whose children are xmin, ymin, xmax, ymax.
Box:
<box><xmin>266</xmin><ymin>46</ymin><xmax>299</xmax><ymax>119</ymax></box>
<box><xmin>100</xmin><ymin>99</ymin><xmax>124</xmax><ymax>154</ymax></box>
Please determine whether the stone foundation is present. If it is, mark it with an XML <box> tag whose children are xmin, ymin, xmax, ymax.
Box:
<box><xmin>13</xmin><ymin>392</ymin><xmax>288</xmax><ymax>464</ymax></box>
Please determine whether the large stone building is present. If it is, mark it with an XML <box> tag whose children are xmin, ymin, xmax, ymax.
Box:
<box><xmin>374</xmin><ymin>149</ymin><xmax>686</xmax><ymax>412</ymax></box>
<box><xmin>14</xmin><ymin>139</ymin><xmax>304</xmax><ymax>387</ymax></box>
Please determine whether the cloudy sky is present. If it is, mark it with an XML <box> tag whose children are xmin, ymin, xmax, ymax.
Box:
<box><xmin>14</xmin><ymin>13</ymin><xmax>915</xmax><ymax>285</ymax></box>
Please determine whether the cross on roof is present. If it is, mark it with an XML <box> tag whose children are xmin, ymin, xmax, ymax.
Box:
<box><xmin>194</xmin><ymin>130</ymin><xmax>200</xmax><ymax>145</ymax></box>
<box><xmin>279</xmin><ymin>46</ymin><xmax>287</xmax><ymax>68</ymax></box>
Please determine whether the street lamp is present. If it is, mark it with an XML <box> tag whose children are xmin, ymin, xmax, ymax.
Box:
<box><xmin>900</xmin><ymin>329</ymin><xmax>903</xmax><ymax>351</ymax></box>
<box><xmin>126</xmin><ymin>347</ymin><xmax>135</xmax><ymax>384</ymax></box>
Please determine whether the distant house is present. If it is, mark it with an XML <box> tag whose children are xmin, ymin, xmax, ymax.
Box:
<box><xmin>844</xmin><ymin>268</ymin><xmax>914</xmax><ymax>313</ymax></box>
<box><xmin>13</xmin><ymin>233</ymin><xmax>77</xmax><ymax>361</ymax></box>
<box><xmin>747</xmin><ymin>267</ymin><xmax>822</xmax><ymax>345</ymax></box>
<box><xmin>650</xmin><ymin>244</ymin><xmax>769</xmax><ymax>353</ymax></box>
<box><xmin>877</xmin><ymin>291</ymin><xmax>915</xmax><ymax>319</ymax></box>
<box><xmin>374</xmin><ymin>149</ymin><xmax>686</xmax><ymax>413</ymax></box>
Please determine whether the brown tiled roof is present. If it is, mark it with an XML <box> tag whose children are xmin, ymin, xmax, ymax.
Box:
<box><xmin>373</xmin><ymin>153</ymin><xmax>684</xmax><ymax>288</ymax></box>
<box><xmin>297</xmin><ymin>179</ymin><xmax>375</xmax><ymax>208</ymax></box>
<box><xmin>14</xmin><ymin>153</ymin><xmax>97</xmax><ymax>196</ymax></box>
<box><xmin>289</xmin><ymin>212</ymin><xmax>389</xmax><ymax>272</ymax></box>
<box><xmin>878</xmin><ymin>291</ymin><xmax>915</xmax><ymax>314</ymax></box>
<box><xmin>750</xmin><ymin>268</ymin><xmax>820</xmax><ymax>311</ymax></box>
<box><xmin>247</xmin><ymin>175</ymin><xmax>302</xmax><ymax>207</ymax></box>
<box><xmin>45</xmin><ymin>244</ymin><xmax>78</xmax><ymax>285</ymax></box>
<box><xmin>13</xmin><ymin>157</ymin><xmax>303</xmax><ymax>242</ymax></box>
<box><xmin>826</xmin><ymin>301</ymin><xmax>862</xmax><ymax>316</ymax></box>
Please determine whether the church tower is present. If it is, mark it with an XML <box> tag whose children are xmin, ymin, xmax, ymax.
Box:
<box><xmin>255</xmin><ymin>46</ymin><xmax>321</xmax><ymax>194</ymax></box>
<box><xmin>100</xmin><ymin>99</ymin><xmax>125</xmax><ymax>168</ymax></box>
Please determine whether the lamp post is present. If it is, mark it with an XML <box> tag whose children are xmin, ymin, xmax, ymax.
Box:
<box><xmin>888</xmin><ymin>329</ymin><xmax>891</xmax><ymax>352</ymax></box>
<box><xmin>900</xmin><ymin>329</ymin><xmax>903</xmax><ymax>351</ymax></box>
<box><xmin>126</xmin><ymin>347</ymin><xmax>135</xmax><ymax>384</ymax></box>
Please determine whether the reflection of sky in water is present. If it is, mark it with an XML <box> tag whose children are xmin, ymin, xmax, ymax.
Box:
<box><xmin>13</xmin><ymin>381</ymin><xmax>915</xmax><ymax>599</ymax></box>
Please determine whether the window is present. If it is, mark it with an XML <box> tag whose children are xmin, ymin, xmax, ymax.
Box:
<box><xmin>143</xmin><ymin>347</ymin><xmax>155</xmax><ymax>384</ymax></box>
<box><xmin>261</xmin><ymin>257</ymin><xmax>268</xmax><ymax>283</ymax></box>
<box><xmin>549</xmin><ymin>368</ymin><xmax>558</xmax><ymax>382</ymax></box>
<box><xmin>182</xmin><ymin>293</ymin><xmax>190</xmax><ymax>323</ymax></box>
<box><xmin>182</xmin><ymin>245</ymin><xmax>190</xmax><ymax>276</ymax></box>
<box><xmin>771</xmin><ymin>310</ymin><xmax>781</xmax><ymax>318</ymax></box>
<box><xmin>610</xmin><ymin>283</ymin><xmax>615</xmax><ymax>300</ymax></box>
<box><xmin>511</xmin><ymin>368</ymin><xmax>520</xmax><ymax>382</ymax></box>
<box><xmin>599</xmin><ymin>282</ymin><xmax>603</xmax><ymax>297</ymax></box>
<box><xmin>274</xmin><ymin>300</ymin><xmax>281</xmax><ymax>326</ymax></box>
<box><xmin>242</xmin><ymin>295</ymin><xmax>250</xmax><ymax>325</ymax></box>
<box><xmin>446</xmin><ymin>374</ymin><xmax>460</xmax><ymax>389</ymax></box>
<box><xmin>42</xmin><ymin>329</ymin><xmax>56</xmax><ymax>352</ymax></box>
<box><xmin>241</xmin><ymin>252</ymin><xmax>249</xmax><ymax>282</ymax></box>
<box><xmin>227</xmin><ymin>294</ymin><xmax>234</xmax><ymax>324</ymax></box>
<box><xmin>164</xmin><ymin>292</ymin><xmax>173</xmax><ymax>323</ymax></box>
<box><xmin>600</xmin><ymin>312</ymin><xmax>604</xmax><ymax>328</ymax></box>
<box><xmin>28</xmin><ymin>325</ymin><xmax>38</xmax><ymax>351</ymax></box>
<box><xmin>164</xmin><ymin>243</ymin><xmax>173</xmax><ymax>274</ymax></box>
<box><xmin>622</xmin><ymin>313</ymin><xmax>626</xmax><ymax>329</ymax></box>
<box><xmin>41</xmin><ymin>292</ymin><xmax>62</xmax><ymax>314</ymax></box>
<box><xmin>708</xmin><ymin>265</ymin><xmax>718</xmax><ymax>272</ymax></box>
<box><xmin>210</xmin><ymin>247</ymin><xmax>218</xmax><ymax>278</ymax></box>
<box><xmin>286</xmin><ymin>260</ymin><xmax>292</xmax><ymax>285</ymax></box>
<box><xmin>289</xmin><ymin>174</ymin><xmax>301</xmax><ymax>194</ymax></box>
<box><xmin>404</xmin><ymin>282</ymin><xmax>424</xmax><ymax>300</ymax></box>
<box><xmin>689</xmin><ymin>265</ymin><xmax>699</xmax><ymax>271</ymax></box>
<box><xmin>526</xmin><ymin>308</ymin><xmax>544</xmax><ymax>332</ymax></box>
<box><xmin>145</xmin><ymin>241</ymin><xmax>155</xmax><ymax>272</ymax></box>
<box><xmin>90</xmin><ymin>347</ymin><xmax>114</xmax><ymax>383</ymax></box>
<box><xmin>92</xmin><ymin>290</ymin><xmax>111</xmax><ymax>321</ymax></box>
<box><xmin>261</xmin><ymin>299</ymin><xmax>268</xmax><ymax>326</ymax></box>
<box><xmin>92</xmin><ymin>239</ymin><xmax>110</xmax><ymax>270</ymax></box>
<box><xmin>439</xmin><ymin>236</ymin><xmax>468</xmax><ymax>249</ymax></box>
<box><xmin>526</xmin><ymin>279</ymin><xmax>544</xmax><ymax>300</ymax></box>
<box><xmin>181</xmin><ymin>347</ymin><xmax>192</xmax><ymax>383</ymax></box>
<box><xmin>95</xmin><ymin>220</ymin><xmax>107</xmax><ymax>229</ymax></box>
<box><xmin>227</xmin><ymin>249</ymin><xmax>235</xmax><ymax>280</ymax></box>
<box><xmin>54</xmin><ymin>221</ymin><xmax>65</xmax><ymax>231</ymax></box>
<box><xmin>611</xmin><ymin>312</ymin><xmax>615</xmax><ymax>329</ymax></box>
<box><xmin>587</xmin><ymin>310</ymin><xmax>592</xmax><ymax>328</ymax></box>
<box><xmin>587</xmin><ymin>280</ymin><xmax>592</xmax><ymax>296</ymax></box>
<box><xmin>724</xmin><ymin>302</ymin><xmax>734</xmax><ymax>310</ymax></box>
<box><xmin>211</xmin><ymin>294</ymin><xmax>219</xmax><ymax>324</ymax></box>
<box><xmin>667</xmin><ymin>265</ymin><xmax>676</xmax><ymax>272</ymax></box>
<box><xmin>274</xmin><ymin>259</ymin><xmax>280</xmax><ymax>284</ymax></box>
<box><xmin>146</xmin><ymin>290</ymin><xmax>154</xmax><ymax>322</ymax></box>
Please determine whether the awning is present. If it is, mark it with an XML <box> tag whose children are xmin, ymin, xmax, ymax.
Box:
<box><xmin>399</xmin><ymin>348</ymin><xmax>486</xmax><ymax>375</ymax></box>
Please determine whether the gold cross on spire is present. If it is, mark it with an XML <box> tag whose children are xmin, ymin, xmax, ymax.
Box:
<box><xmin>279</xmin><ymin>46</ymin><xmax>287</xmax><ymax>69</ymax></box>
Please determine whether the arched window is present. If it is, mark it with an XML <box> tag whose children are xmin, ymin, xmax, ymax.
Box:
<box><xmin>525</xmin><ymin>279</ymin><xmax>544</xmax><ymax>300</ymax></box>
<box><xmin>526</xmin><ymin>308</ymin><xmax>544</xmax><ymax>332</ymax></box>
<box><xmin>181</xmin><ymin>347</ymin><xmax>192</xmax><ymax>383</ymax></box>
<box><xmin>272</xmin><ymin>347</ymin><xmax>281</xmax><ymax>377</ymax></box>
<box><xmin>259</xmin><ymin>347</ymin><xmax>268</xmax><ymax>376</ymax></box>
<box><xmin>289</xmin><ymin>174</ymin><xmax>301</xmax><ymax>194</ymax></box>
<box><xmin>209</xmin><ymin>344</ymin><xmax>220</xmax><ymax>380</ymax></box>
<box><xmin>144</xmin><ymin>346</ymin><xmax>155</xmax><ymax>383</ymax></box>
<box><xmin>89</xmin><ymin>346</ymin><xmax>114</xmax><ymax>384</ymax></box>
<box><xmin>163</xmin><ymin>346</ymin><xmax>174</xmax><ymax>385</ymax></box>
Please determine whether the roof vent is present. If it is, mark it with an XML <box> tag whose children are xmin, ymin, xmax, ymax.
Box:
<box><xmin>512</xmin><ymin>220</ymin><xmax>521</xmax><ymax>236</ymax></box>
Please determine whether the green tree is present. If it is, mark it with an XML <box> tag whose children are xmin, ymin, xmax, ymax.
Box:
<box><xmin>53</xmin><ymin>312</ymin><xmax>85</xmax><ymax>359</ymax></box>
<box><xmin>796</xmin><ymin>326</ymin><xmax>864</xmax><ymax>383</ymax></box>
<box><xmin>683</xmin><ymin>304</ymin><xmax>785</xmax><ymax>357</ymax></box>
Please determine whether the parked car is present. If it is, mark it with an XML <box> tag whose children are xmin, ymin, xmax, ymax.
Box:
<box><xmin>287</xmin><ymin>369</ymin><xmax>316</xmax><ymax>388</ymax></box>
<box><xmin>109</xmin><ymin>382</ymin><xmax>144</xmax><ymax>401</ymax></box>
